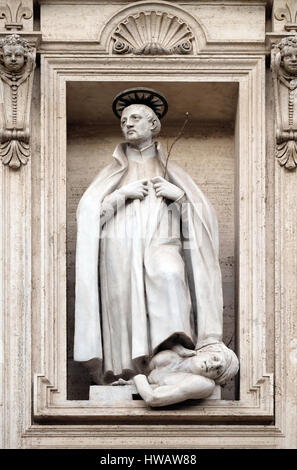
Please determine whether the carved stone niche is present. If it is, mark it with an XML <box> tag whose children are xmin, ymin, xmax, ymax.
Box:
<box><xmin>29</xmin><ymin>51</ymin><xmax>274</xmax><ymax>430</ymax></box>
<box><xmin>0</xmin><ymin>33</ymin><xmax>35</xmax><ymax>169</ymax></box>
<box><xmin>271</xmin><ymin>35</ymin><xmax>297</xmax><ymax>169</ymax></box>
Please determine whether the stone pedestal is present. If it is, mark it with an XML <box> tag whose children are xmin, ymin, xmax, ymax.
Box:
<box><xmin>89</xmin><ymin>385</ymin><xmax>138</xmax><ymax>404</ymax></box>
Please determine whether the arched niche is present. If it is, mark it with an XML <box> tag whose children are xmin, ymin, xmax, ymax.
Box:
<box><xmin>98</xmin><ymin>0</ymin><xmax>207</xmax><ymax>54</ymax></box>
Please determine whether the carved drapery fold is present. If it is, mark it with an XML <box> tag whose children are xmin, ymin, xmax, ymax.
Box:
<box><xmin>112</xmin><ymin>11</ymin><xmax>194</xmax><ymax>55</ymax></box>
<box><xmin>271</xmin><ymin>35</ymin><xmax>297</xmax><ymax>170</ymax></box>
<box><xmin>0</xmin><ymin>33</ymin><xmax>35</xmax><ymax>169</ymax></box>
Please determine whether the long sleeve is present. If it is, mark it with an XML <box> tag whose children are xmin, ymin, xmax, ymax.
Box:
<box><xmin>100</xmin><ymin>190</ymin><xmax>126</xmax><ymax>226</ymax></box>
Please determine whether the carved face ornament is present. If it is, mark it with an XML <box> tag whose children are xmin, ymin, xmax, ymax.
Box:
<box><xmin>282</xmin><ymin>46</ymin><xmax>297</xmax><ymax>75</ymax></box>
<box><xmin>121</xmin><ymin>105</ymin><xmax>157</xmax><ymax>144</ymax></box>
<box><xmin>2</xmin><ymin>44</ymin><xmax>25</xmax><ymax>72</ymax></box>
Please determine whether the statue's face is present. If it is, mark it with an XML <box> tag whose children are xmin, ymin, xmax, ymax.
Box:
<box><xmin>192</xmin><ymin>350</ymin><xmax>225</xmax><ymax>379</ymax></box>
<box><xmin>282</xmin><ymin>46</ymin><xmax>297</xmax><ymax>75</ymax></box>
<box><xmin>2</xmin><ymin>44</ymin><xmax>25</xmax><ymax>72</ymax></box>
<box><xmin>121</xmin><ymin>105</ymin><xmax>155</xmax><ymax>144</ymax></box>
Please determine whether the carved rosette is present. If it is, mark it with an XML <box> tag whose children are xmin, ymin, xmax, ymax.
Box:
<box><xmin>112</xmin><ymin>11</ymin><xmax>194</xmax><ymax>55</ymax></box>
<box><xmin>0</xmin><ymin>33</ymin><xmax>35</xmax><ymax>169</ymax></box>
<box><xmin>271</xmin><ymin>36</ymin><xmax>297</xmax><ymax>170</ymax></box>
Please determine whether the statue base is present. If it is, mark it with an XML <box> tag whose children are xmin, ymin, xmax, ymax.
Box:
<box><xmin>89</xmin><ymin>385</ymin><xmax>139</xmax><ymax>404</ymax></box>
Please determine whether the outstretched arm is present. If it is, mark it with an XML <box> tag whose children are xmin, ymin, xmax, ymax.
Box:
<box><xmin>134</xmin><ymin>373</ymin><xmax>215</xmax><ymax>407</ymax></box>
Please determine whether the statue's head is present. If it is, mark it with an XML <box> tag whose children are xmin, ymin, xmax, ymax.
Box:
<box><xmin>0</xmin><ymin>34</ymin><xmax>31</xmax><ymax>72</ymax></box>
<box><xmin>194</xmin><ymin>343</ymin><xmax>239</xmax><ymax>385</ymax></box>
<box><xmin>113</xmin><ymin>88</ymin><xmax>167</xmax><ymax>145</ymax></box>
<box><xmin>278</xmin><ymin>36</ymin><xmax>297</xmax><ymax>75</ymax></box>
<box><xmin>121</xmin><ymin>104</ymin><xmax>161</xmax><ymax>145</ymax></box>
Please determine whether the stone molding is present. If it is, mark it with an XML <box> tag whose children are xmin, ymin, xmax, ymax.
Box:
<box><xmin>37</xmin><ymin>1</ymin><xmax>266</xmax><ymax>54</ymax></box>
<box><xmin>0</xmin><ymin>33</ymin><xmax>36</xmax><ymax>169</ymax></box>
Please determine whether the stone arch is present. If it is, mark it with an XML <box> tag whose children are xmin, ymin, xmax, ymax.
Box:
<box><xmin>98</xmin><ymin>0</ymin><xmax>207</xmax><ymax>54</ymax></box>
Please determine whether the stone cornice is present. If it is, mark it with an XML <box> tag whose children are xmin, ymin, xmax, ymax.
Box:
<box><xmin>36</xmin><ymin>0</ymin><xmax>269</xmax><ymax>4</ymax></box>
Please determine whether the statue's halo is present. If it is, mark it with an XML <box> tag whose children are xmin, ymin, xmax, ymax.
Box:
<box><xmin>112</xmin><ymin>87</ymin><xmax>168</xmax><ymax>119</ymax></box>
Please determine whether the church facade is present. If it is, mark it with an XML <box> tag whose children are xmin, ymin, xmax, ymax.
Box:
<box><xmin>0</xmin><ymin>0</ymin><xmax>297</xmax><ymax>449</ymax></box>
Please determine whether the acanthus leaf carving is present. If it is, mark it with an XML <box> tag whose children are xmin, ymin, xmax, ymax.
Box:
<box><xmin>112</xmin><ymin>11</ymin><xmax>194</xmax><ymax>55</ymax></box>
<box><xmin>0</xmin><ymin>129</ymin><xmax>30</xmax><ymax>168</ymax></box>
<box><xmin>0</xmin><ymin>1</ymin><xmax>32</xmax><ymax>31</ymax></box>
<box><xmin>271</xmin><ymin>35</ymin><xmax>297</xmax><ymax>170</ymax></box>
<box><xmin>0</xmin><ymin>34</ymin><xmax>35</xmax><ymax>169</ymax></box>
<box><xmin>276</xmin><ymin>139</ymin><xmax>297</xmax><ymax>169</ymax></box>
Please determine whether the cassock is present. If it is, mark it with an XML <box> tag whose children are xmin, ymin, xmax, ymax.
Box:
<box><xmin>74</xmin><ymin>142</ymin><xmax>223</xmax><ymax>383</ymax></box>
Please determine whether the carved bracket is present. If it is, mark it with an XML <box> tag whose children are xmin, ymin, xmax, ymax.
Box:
<box><xmin>0</xmin><ymin>33</ymin><xmax>35</xmax><ymax>169</ymax></box>
<box><xmin>0</xmin><ymin>1</ymin><xmax>32</xmax><ymax>31</ymax></box>
<box><xmin>271</xmin><ymin>35</ymin><xmax>297</xmax><ymax>170</ymax></box>
<box><xmin>112</xmin><ymin>11</ymin><xmax>194</xmax><ymax>55</ymax></box>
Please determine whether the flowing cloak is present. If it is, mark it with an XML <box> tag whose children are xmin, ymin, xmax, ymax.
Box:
<box><xmin>74</xmin><ymin>142</ymin><xmax>223</xmax><ymax>381</ymax></box>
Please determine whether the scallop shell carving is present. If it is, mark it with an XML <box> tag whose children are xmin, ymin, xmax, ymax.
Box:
<box><xmin>112</xmin><ymin>11</ymin><xmax>194</xmax><ymax>55</ymax></box>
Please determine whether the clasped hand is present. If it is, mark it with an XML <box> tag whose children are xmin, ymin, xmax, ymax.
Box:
<box><xmin>118</xmin><ymin>176</ymin><xmax>184</xmax><ymax>202</ymax></box>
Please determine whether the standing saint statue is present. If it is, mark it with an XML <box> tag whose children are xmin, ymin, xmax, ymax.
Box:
<box><xmin>74</xmin><ymin>88</ymin><xmax>227</xmax><ymax>390</ymax></box>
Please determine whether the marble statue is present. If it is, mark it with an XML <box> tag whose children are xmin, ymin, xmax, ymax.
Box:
<box><xmin>74</xmin><ymin>87</ymin><xmax>238</xmax><ymax>403</ymax></box>
<box><xmin>134</xmin><ymin>342</ymin><xmax>239</xmax><ymax>407</ymax></box>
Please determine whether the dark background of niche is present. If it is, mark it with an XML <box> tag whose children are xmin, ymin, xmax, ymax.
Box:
<box><xmin>66</xmin><ymin>80</ymin><xmax>239</xmax><ymax>401</ymax></box>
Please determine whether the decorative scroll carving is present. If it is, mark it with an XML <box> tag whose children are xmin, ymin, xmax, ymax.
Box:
<box><xmin>271</xmin><ymin>36</ymin><xmax>297</xmax><ymax>169</ymax></box>
<box><xmin>0</xmin><ymin>34</ymin><xmax>35</xmax><ymax>169</ymax></box>
<box><xmin>0</xmin><ymin>1</ymin><xmax>32</xmax><ymax>30</ymax></box>
<box><xmin>112</xmin><ymin>11</ymin><xmax>194</xmax><ymax>55</ymax></box>
<box><xmin>274</xmin><ymin>1</ymin><xmax>297</xmax><ymax>33</ymax></box>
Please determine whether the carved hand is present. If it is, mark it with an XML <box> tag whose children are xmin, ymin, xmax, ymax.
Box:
<box><xmin>151</xmin><ymin>176</ymin><xmax>184</xmax><ymax>201</ymax></box>
<box><xmin>118</xmin><ymin>179</ymin><xmax>149</xmax><ymax>200</ymax></box>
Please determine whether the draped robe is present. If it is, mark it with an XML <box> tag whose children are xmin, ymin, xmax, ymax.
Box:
<box><xmin>74</xmin><ymin>142</ymin><xmax>223</xmax><ymax>383</ymax></box>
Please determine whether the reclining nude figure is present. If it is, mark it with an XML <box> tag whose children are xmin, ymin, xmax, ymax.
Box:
<box><xmin>134</xmin><ymin>342</ymin><xmax>239</xmax><ymax>407</ymax></box>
